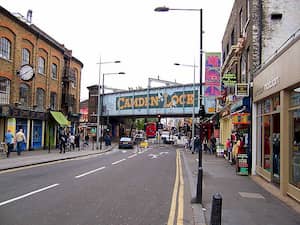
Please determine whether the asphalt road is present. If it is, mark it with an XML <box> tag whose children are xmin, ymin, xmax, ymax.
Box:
<box><xmin>0</xmin><ymin>145</ymin><xmax>183</xmax><ymax>225</ymax></box>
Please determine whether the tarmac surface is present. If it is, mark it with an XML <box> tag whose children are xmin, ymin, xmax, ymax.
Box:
<box><xmin>1</xmin><ymin>142</ymin><xmax>300</xmax><ymax>225</ymax></box>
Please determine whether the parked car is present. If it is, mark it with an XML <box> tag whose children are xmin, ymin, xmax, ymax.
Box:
<box><xmin>119</xmin><ymin>137</ymin><xmax>134</xmax><ymax>149</ymax></box>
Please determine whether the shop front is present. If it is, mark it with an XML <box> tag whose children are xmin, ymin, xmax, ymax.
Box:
<box><xmin>253</xmin><ymin>36</ymin><xmax>300</xmax><ymax>201</ymax></box>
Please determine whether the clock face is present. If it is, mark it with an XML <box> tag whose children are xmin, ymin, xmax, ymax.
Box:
<box><xmin>19</xmin><ymin>64</ymin><xmax>35</xmax><ymax>81</ymax></box>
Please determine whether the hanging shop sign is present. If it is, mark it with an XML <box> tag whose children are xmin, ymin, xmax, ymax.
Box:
<box><xmin>232</xmin><ymin>113</ymin><xmax>250</xmax><ymax>125</ymax></box>
<box><xmin>235</xmin><ymin>83</ymin><xmax>249</xmax><ymax>96</ymax></box>
<box><xmin>222</xmin><ymin>73</ymin><xmax>236</xmax><ymax>86</ymax></box>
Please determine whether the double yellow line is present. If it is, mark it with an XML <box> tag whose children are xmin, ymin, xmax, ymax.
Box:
<box><xmin>168</xmin><ymin>149</ymin><xmax>184</xmax><ymax>225</ymax></box>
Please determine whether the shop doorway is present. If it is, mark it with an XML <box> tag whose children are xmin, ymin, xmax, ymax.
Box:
<box><xmin>272</xmin><ymin>113</ymin><xmax>280</xmax><ymax>184</ymax></box>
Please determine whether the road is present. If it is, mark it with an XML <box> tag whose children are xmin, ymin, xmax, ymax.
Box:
<box><xmin>0</xmin><ymin>145</ymin><xmax>193</xmax><ymax>225</ymax></box>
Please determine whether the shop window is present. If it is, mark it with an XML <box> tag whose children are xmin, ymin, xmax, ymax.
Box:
<box><xmin>257</xmin><ymin>116</ymin><xmax>262</xmax><ymax>167</ymax></box>
<box><xmin>290</xmin><ymin>87</ymin><xmax>300</xmax><ymax>188</ymax></box>
<box><xmin>22</xmin><ymin>48</ymin><xmax>30</xmax><ymax>65</ymax></box>
<box><xmin>0</xmin><ymin>37</ymin><xmax>11</xmax><ymax>60</ymax></box>
<box><xmin>290</xmin><ymin>109</ymin><xmax>300</xmax><ymax>188</ymax></box>
<box><xmin>263</xmin><ymin>115</ymin><xmax>271</xmax><ymax>171</ymax></box>
<box><xmin>0</xmin><ymin>77</ymin><xmax>10</xmax><ymax>104</ymax></box>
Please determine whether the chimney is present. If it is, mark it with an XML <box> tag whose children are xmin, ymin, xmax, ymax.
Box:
<box><xmin>27</xmin><ymin>10</ymin><xmax>32</xmax><ymax>23</ymax></box>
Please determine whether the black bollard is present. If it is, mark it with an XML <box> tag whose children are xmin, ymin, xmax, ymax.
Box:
<box><xmin>210</xmin><ymin>193</ymin><xmax>222</xmax><ymax>225</ymax></box>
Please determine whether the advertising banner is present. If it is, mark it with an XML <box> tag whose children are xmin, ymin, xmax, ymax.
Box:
<box><xmin>205</xmin><ymin>52</ymin><xmax>221</xmax><ymax>97</ymax></box>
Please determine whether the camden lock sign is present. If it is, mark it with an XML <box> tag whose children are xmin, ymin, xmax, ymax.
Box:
<box><xmin>116</xmin><ymin>91</ymin><xmax>197</xmax><ymax>110</ymax></box>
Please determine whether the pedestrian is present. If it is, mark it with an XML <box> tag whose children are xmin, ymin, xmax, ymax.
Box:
<box><xmin>193</xmin><ymin>136</ymin><xmax>201</xmax><ymax>154</ymax></box>
<box><xmin>75</xmin><ymin>133</ymin><xmax>80</xmax><ymax>150</ymax></box>
<box><xmin>59</xmin><ymin>131</ymin><xmax>67</xmax><ymax>153</ymax></box>
<box><xmin>84</xmin><ymin>134</ymin><xmax>89</xmax><ymax>146</ymax></box>
<box><xmin>5</xmin><ymin>129</ymin><xmax>14</xmax><ymax>158</ymax></box>
<box><xmin>69</xmin><ymin>133</ymin><xmax>75</xmax><ymax>151</ymax></box>
<box><xmin>15</xmin><ymin>128</ymin><xmax>26</xmax><ymax>156</ymax></box>
<box><xmin>225</xmin><ymin>138</ymin><xmax>231</xmax><ymax>159</ymax></box>
<box><xmin>202</xmin><ymin>137</ymin><xmax>208</xmax><ymax>153</ymax></box>
<box><xmin>210</xmin><ymin>135</ymin><xmax>217</xmax><ymax>154</ymax></box>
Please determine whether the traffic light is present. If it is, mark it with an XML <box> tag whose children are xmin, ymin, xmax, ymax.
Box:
<box><xmin>157</xmin><ymin>114</ymin><xmax>161</xmax><ymax>122</ymax></box>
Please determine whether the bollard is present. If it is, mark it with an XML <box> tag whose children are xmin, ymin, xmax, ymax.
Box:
<box><xmin>210</xmin><ymin>193</ymin><xmax>222</xmax><ymax>225</ymax></box>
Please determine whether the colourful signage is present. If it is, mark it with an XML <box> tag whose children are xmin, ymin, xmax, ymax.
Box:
<box><xmin>116</xmin><ymin>91</ymin><xmax>198</xmax><ymax>110</ymax></box>
<box><xmin>205</xmin><ymin>52</ymin><xmax>221</xmax><ymax>97</ymax></box>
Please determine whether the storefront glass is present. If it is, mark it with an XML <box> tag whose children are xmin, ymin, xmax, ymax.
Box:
<box><xmin>263</xmin><ymin>115</ymin><xmax>271</xmax><ymax>170</ymax></box>
<box><xmin>290</xmin><ymin>89</ymin><xmax>300</xmax><ymax>188</ymax></box>
<box><xmin>257</xmin><ymin>116</ymin><xmax>262</xmax><ymax>167</ymax></box>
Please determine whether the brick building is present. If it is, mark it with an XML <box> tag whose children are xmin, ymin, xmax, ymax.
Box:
<box><xmin>0</xmin><ymin>6</ymin><xmax>83</xmax><ymax>150</ymax></box>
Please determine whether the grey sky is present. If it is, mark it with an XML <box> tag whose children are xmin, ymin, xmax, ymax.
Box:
<box><xmin>0</xmin><ymin>0</ymin><xmax>234</xmax><ymax>100</ymax></box>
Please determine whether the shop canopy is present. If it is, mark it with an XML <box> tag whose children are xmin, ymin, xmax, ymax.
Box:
<box><xmin>50</xmin><ymin>111</ymin><xmax>70</xmax><ymax>126</ymax></box>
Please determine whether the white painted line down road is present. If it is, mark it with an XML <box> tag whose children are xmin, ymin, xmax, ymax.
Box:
<box><xmin>75</xmin><ymin>166</ymin><xmax>106</xmax><ymax>179</ymax></box>
<box><xmin>112</xmin><ymin>158</ymin><xmax>126</xmax><ymax>165</ymax></box>
<box><xmin>128</xmin><ymin>154</ymin><xmax>137</xmax><ymax>159</ymax></box>
<box><xmin>0</xmin><ymin>183</ymin><xmax>59</xmax><ymax>207</ymax></box>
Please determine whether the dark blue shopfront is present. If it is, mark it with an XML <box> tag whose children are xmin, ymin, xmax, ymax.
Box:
<box><xmin>32</xmin><ymin>120</ymin><xmax>42</xmax><ymax>149</ymax></box>
<box><xmin>16</xmin><ymin>119</ymin><xmax>43</xmax><ymax>150</ymax></box>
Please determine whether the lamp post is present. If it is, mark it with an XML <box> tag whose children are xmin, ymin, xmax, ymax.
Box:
<box><xmin>99</xmin><ymin>72</ymin><xmax>125</xmax><ymax>150</ymax></box>
<box><xmin>155</xmin><ymin>6</ymin><xmax>204</xmax><ymax>204</ymax></box>
<box><xmin>96</xmin><ymin>58</ymin><xmax>121</xmax><ymax>150</ymax></box>
<box><xmin>174</xmin><ymin>61</ymin><xmax>198</xmax><ymax>154</ymax></box>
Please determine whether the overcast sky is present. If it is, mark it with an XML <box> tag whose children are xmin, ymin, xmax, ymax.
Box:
<box><xmin>1</xmin><ymin>0</ymin><xmax>234</xmax><ymax>101</ymax></box>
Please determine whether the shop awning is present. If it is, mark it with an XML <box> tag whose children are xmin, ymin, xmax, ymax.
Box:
<box><xmin>50</xmin><ymin>111</ymin><xmax>70</xmax><ymax>126</ymax></box>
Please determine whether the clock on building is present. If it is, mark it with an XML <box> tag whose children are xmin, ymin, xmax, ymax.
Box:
<box><xmin>18</xmin><ymin>64</ymin><xmax>35</xmax><ymax>81</ymax></box>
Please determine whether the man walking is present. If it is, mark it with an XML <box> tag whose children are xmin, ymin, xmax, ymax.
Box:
<box><xmin>15</xmin><ymin>128</ymin><xmax>26</xmax><ymax>156</ymax></box>
<box><xmin>5</xmin><ymin>129</ymin><xmax>14</xmax><ymax>157</ymax></box>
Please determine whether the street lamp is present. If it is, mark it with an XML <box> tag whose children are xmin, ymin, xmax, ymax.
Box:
<box><xmin>174</xmin><ymin>62</ymin><xmax>198</xmax><ymax>154</ymax></box>
<box><xmin>96</xmin><ymin>58</ymin><xmax>121</xmax><ymax>150</ymax></box>
<box><xmin>99</xmin><ymin>72</ymin><xmax>125</xmax><ymax>150</ymax></box>
<box><xmin>155</xmin><ymin>6</ymin><xmax>204</xmax><ymax>204</ymax></box>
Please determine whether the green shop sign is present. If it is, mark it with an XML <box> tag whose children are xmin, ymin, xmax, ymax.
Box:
<box><xmin>222</xmin><ymin>73</ymin><xmax>236</xmax><ymax>86</ymax></box>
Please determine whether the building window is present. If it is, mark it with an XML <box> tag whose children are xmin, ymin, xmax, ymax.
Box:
<box><xmin>38</xmin><ymin>57</ymin><xmax>46</xmax><ymax>74</ymax></box>
<box><xmin>19</xmin><ymin>83</ymin><xmax>30</xmax><ymax>107</ymax></box>
<box><xmin>246</xmin><ymin>0</ymin><xmax>250</xmax><ymax>22</ymax></box>
<box><xmin>239</xmin><ymin>9</ymin><xmax>243</xmax><ymax>36</ymax></box>
<box><xmin>0</xmin><ymin>77</ymin><xmax>10</xmax><ymax>104</ymax></box>
<box><xmin>36</xmin><ymin>88</ymin><xmax>45</xmax><ymax>110</ymax></box>
<box><xmin>22</xmin><ymin>48</ymin><xmax>30</xmax><ymax>65</ymax></box>
<box><xmin>231</xmin><ymin>29</ymin><xmax>235</xmax><ymax>46</ymax></box>
<box><xmin>50</xmin><ymin>92</ymin><xmax>57</xmax><ymax>110</ymax></box>
<box><xmin>290</xmin><ymin>88</ymin><xmax>300</xmax><ymax>188</ymax></box>
<box><xmin>51</xmin><ymin>63</ymin><xmax>58</xmax><ymax>79</ymax></box>
<box><xmin>0</xmin><ymin>37</ymin><xmax>11</xmax><ymax>60</ymax></box>
<box><xmin>70</xmin><ymin>69</ymin><xmax>77</xmax><ymax>88</ymax></box>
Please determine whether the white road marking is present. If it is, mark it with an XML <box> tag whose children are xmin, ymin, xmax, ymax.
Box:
<box><xmin>75</xmin><ymin>166</ymin><xmax>106</xmax><ymax>179</ymax></box>
<box><xmin>148</xmin><ymin>154</ymin><xmax>158</xmax><ymax>159</ymax></box>
<box><xmin>159</xmin><ymin>151</ymin><xmax>169</xmax><ymax>155</ymax></box>
<box><xmin>0</xmin><ymin>183</ymin><xmax>59</xmax><ymax>207</ymax></box>
<box><xmin>128</xmin><ymin>154</ymin><xmax>137</xmax><ymax>159</ymax></box>
<box><xmin>112</xmin><ymin>158</ymin><xmax>126</xmax><ymax>165</ymax></box>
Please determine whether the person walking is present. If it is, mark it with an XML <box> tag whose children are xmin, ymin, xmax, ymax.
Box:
<box><xmin>15</xmin><ymin>128</ymin><xmax>26</xmax><ymax>156</ymax></box>
<box><xmin>5</xmin><ymin>129</ymin><xmax>14</xmax><ymax>157</ymax></box>
<box><xmin>68</xmin><ymin>133</ymin><xmax>75</xmax><ymax>151</ymax></box>
<box><xmin>193</xmin><ymin>136</ymin><xmax>201</xmax><ymax>154</ymax></box>
<box><xmin>59</xmin><ymin>131</ymin><xmax>67</xmax><ymax>153</ymax></box>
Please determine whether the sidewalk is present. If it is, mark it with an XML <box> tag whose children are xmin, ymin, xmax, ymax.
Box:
<box><xmin>182</xmin><ymin>149</ymin><xmax>300</xmax><ymax>225</ymax></box>
<box><xmin>0</xmin><ymin>142</ymin><xmax>117</xmax><ymax>171</ymax></box>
